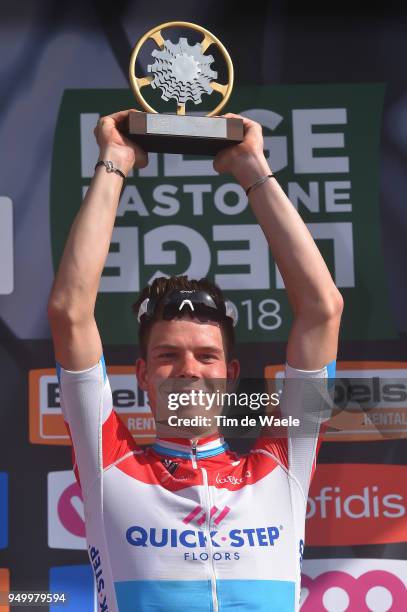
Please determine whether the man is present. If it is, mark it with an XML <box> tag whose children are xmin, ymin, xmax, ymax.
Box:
<box><xmin>48</xmin><ymin>109</ymin><xmax>343</xmax><ymax>611</ymax></box>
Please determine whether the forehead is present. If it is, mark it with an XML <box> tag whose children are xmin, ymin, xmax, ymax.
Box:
<box><xmin>147</xmin><ymin>317</ymin><xmax>225</xmax><ymax>353</ymax></box>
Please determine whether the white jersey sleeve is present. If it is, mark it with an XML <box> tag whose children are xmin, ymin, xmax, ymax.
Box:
<box><xmin>253</xmin><ymin>360</ymin><xmax>336</xmax><ymax>500</ymax></box>
<box><xmin>57</xmin><ymin>356</ymin><xmax>137</xmax><ymax>491</ymax></box>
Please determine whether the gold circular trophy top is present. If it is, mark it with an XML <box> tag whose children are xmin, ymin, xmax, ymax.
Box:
<box><xmin>129</xmin><ymin>21</ymin><xmax>234</xmax><ymax>117</ymax></box>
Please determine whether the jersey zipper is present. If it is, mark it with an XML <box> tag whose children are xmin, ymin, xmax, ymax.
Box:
<box><xmin>191</xmin><ymin>440</ymin><xmax>197</xmax><ymax>469</ymax></box>
<box><xmin>201</xmin><ymin>466</ymin><xmax>219</xmax><ymax>612</ymax></box>
<box><xmin>191</xmin><ymin>441</ymin><xmax>219</xmax><ymax>611</ymax></box>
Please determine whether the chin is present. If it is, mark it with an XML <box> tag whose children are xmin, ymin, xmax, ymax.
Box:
<box><xmin>156</xmin><ymin>420</ymin><xmax>218</xmax><ymax>440</ymax></box>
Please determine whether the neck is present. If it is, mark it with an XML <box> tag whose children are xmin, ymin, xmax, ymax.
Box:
<box><xmin>157</xmin><ymin>430</ymin><xmax>222</xmax><ymax>446</ymax></box>
<box><xmin>154</xmin><ymin>421</ymin><xmax>220</xmax><ymax>443</ymax></box>
<box><xmin>152</xmin><ymin>432</ymin><xmax>228</xmax><ymax>459</ymax></box>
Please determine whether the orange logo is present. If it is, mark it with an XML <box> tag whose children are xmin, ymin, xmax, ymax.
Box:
<box><xmin>0</xmin><ymin>569</ymin><xmax>10</xmax><ymax>611</ymax></box>
<box><xmin>306</xmin><ymin>464</ymin><xmax>407</xmax><ymax>546</ymax></box>
<box><xmin>29</xmin><ymin>367</ymin><xmax>156</xmax><ymax>445</ymax></box>
<box><xmin>264</xmin><ymin>361</ymin><xmax>407</xmax><ymax>441</ymax></box>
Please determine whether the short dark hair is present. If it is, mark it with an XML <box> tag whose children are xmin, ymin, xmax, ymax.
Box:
<box><xmin>132</xmin><ymin>276</ymin><xmax>235</xmax><ymax>360</ymax></box>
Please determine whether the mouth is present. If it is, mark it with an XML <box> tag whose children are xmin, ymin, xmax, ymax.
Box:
<box><xmin>159</xmin><ymin>379</ymin><xmax>205</xmax><ymax>393</ymax></box>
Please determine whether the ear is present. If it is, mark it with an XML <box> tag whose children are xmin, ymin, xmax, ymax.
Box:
<box><xmin>135</xmin><ymin>358</ymin><xmax>148</xmax><ymax>391</ymax></box>
<box><xmin>227</xmin><ymin>358</ymin><xmax>240</xmax><ymax>381</ymax></box>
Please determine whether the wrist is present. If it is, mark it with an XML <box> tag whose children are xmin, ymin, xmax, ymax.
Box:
<box><xmin>231</xmin><ymin>153</ymin><xmax>271</xmax><ymax>191</ymax></box>
<box><xmin>98</xmin><ymin>146</ymin><xmax>134</xmax><ymax>176</ymax></box>
<box><xmin>95</xmin><ymin>160</ymin><xmax>126</xmax><ymax>180</ymax></box>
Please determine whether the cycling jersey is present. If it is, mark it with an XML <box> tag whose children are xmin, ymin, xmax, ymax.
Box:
<box><xmin>57</xmin><ymin>357</ymin><xmax>335</xmax><ymax>612</ymax></box>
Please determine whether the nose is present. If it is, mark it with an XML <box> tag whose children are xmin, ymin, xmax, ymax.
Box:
<box><xmin>176</xmin><ymin>352</ymin><xmax>200</xmax><ymax>379</ymax></box>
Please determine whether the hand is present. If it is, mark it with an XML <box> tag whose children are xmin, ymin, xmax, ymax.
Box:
<box><xmin>213</xmin><ymin>113</ymin><xmax>271</xmax><ymax>189</ymax></box>
<box><xmin>94</xmin><ymin>109</ymin><xmax>148</xmax><ymax>175</ymax></box>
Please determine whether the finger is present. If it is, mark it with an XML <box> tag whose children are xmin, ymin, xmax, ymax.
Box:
<box><xmin>97</xmin><ymin>116</ymin><xmax>112</xmax><ymax>128</ymax></box>
<box><xmin>97</xmin><ymin>110</ymin><xmax>138</xmax><ymax>132</ymax></box>
<box><xmin>221</xmin><ymin>112</ymin><xmax>242</xmax><ymax>118</ymax></box>
<box><xmin>241</xmin><ymin>118</ymin><xmax>263</xmax><ymax>137</ymax></box>
<box><xmin>245</xmin><ymin>121</ymin><xmax>262</xmax><ymax>133</ymax></box>
<box><xmin>220</xmin><ymin>112</ymin><xmax>260</xmax><ymax>132</ymax></box>
<box><xmin>137</xmin><ymin>152</ymin><xmax>149</xmax><ymax>169</ymax></box>
<box><xmin>220</xmin><ymin>112</ymin><xmax>255</xmax><ymax>125</ymax></box>
<box><xmin>107</xmin><ymin>109</ymin><xmax>137</xmax><ymax>122</ymax></box>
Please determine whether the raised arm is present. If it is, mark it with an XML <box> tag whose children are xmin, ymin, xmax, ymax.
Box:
<box><xmin>48</xmin><ymin>110</ymin><xmax>148</xmax><ymax>370</ymax></box>
<box><xmin>214</xmin><ymin>114</ymin><xmax>343</xmax><ymax>370</ymax></box>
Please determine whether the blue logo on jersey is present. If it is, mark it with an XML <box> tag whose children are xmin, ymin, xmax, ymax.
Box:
<box><xmin>49</xmin><ymin>565</ymin><xmax>94</xmax><ymax>612</ymax></box>
<box><xmin>0</xmin><ymin>473</ymin><xmax>8</xmax><ymax>549</ymax></box>
<box><xmin>126</xmin><ymin>525</ymin><xmax>281</xmax><ymax>549</ymax></box>
<box><xmin>89</xmin><ymin>546</ymin><xmax>109</xmax><ymax>611</ymax></box>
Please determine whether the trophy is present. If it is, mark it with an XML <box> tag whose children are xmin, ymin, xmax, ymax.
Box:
<box><xmin>128</xmin><ymin>21</ymin><xmax>243</xmax><ymax>155</ymax></box>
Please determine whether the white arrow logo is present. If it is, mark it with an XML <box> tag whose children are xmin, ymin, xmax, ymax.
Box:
<box><xmin>179</xmin><ymin>300</ymin><xmax>194</xmax><ymax>312</ymax></box>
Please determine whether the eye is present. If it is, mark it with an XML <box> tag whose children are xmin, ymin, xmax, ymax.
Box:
<box><xmin>158</xmin><ymin>352</ymin><xmax>177</xmax><ymax>359</ymax></box>
<box><xmin>200</xmin><ymin>353</ymin><xmax>218</xmax><ymax>362</ymax></box>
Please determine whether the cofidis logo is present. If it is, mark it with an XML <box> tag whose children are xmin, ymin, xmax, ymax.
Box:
<box><xmin>0</xmin><ymin>473</ymin><xmax>8</xmax><ymax>549</ymax></box>
<box><xmin>265</xmin><ymin>361</ymin><xmax>407</xmax><ymax>441</ymax></box>
<box><xmin>29</xmin><ymin>367</ymin><xmax>155</xmax><ymax>445</ymax></box>
<box><xmin>306</xmin><ymin>464</ymin><xmax>407</xmax><ymax>546</ymax></box>
<box><xmin>301</xmin><ymin>558</ymin><xmax>407</xmax><ymax>610</ymax></box>
<box><xmin>47</xmin><ymin>471</ymin><xmax>86</xmax><ymax>550</ymax></box>
<box><xmin>0</xmin><ymin>568</ymin><xmax>10</xmax><ymax>612</ymax></box>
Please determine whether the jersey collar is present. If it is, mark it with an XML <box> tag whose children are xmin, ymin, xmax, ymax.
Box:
<box><xmin>152</xmin><ymin>434</ymin><xmax>229</xmax><ymax>460</ymax></box>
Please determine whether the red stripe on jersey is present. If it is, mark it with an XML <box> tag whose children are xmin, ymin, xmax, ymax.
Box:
<box><xmin>102</xmin><ymin>410</ymin><xmax>139</xmax><ymax>468</ymax></box>
<box><xmin>64</xmin><ymin>420</ymin><xmax>82</xmax><ymax>489</ymax></box>
<box><xmin>251</xmin><ymin>436</ymin><xmax>289</xmax><ymax>469</ymax></box>
<box><xmin>114</xmin><ymin>450</ymin><xmax>203</xmax><ymax>491</ymax></box>
<box><xmin>310</xmin><ymin>431</ymin><xmax>325</xmax><ymax>483</ymax></box>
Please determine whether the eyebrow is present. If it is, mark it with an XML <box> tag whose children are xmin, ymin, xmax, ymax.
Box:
<box><xmin>151</xmin><ymin>344</ymin><xmax>179</xmax><ymax>352</ymax></box>
<box><xmin>152</xmin><ymin>344</ymin><xmax>223</xmax><ymax>354</ymax></box>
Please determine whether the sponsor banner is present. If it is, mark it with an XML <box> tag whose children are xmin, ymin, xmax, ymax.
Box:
<box><xmin>306</xmin><ymin>464</ymin><xmax>407</xmax><ymax>546</ymax></box>
<box><xmin>0</xmin><ymin>569</ymin><xmax>10</xmax><ymax>612</ymax></box>
<box><xmin>50</xmin><ymin>85</ymin><xmax>396</xmax><ymax>344</ymax></box>
<box><xmin>301</xmin><ymin>558</ymin><xmax>407</xmax><ymax>611</ymax></box>
<box><xmin>47</xmin><ymin>471</ymin><xmax>86</xmax><ymax>550</ymax></box>
<box><xmin>29</xmin><ymin>367</ymin><xmax>155</xmax><ymax>445</ymax></box>
<box><xmin>49</xmin><ymin>565</ymin><xmax>94</xmax><ymax>612</ymax></box>
<box><xmin>265</xmin><ymin>361</ymin><xmax>407</xmax><ymax>441</ymax></box>
<box><xmin>0</xmin><ymin>473</ymin><xmax>8</xmax><ymax>549</ymax></box>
